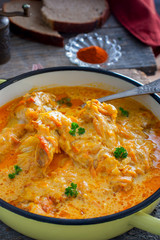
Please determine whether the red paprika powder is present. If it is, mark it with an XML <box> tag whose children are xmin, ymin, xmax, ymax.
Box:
<box><xmin>77</xmin><ymin>46</ymin><xmax>108</xmax><ymax>64</ymax></box>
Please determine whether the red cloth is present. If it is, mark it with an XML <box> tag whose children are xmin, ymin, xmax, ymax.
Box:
<box><xmin>108</xmin><ymin>0</ymin><xmax>160</xmax><ymax>56</ymax></box>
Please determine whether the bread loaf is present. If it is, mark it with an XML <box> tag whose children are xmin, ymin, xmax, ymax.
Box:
<box><xmin>3</xmin><ymin>0</ymin><xmax>110</xmax><ymax>46</ymax></box>
<box><xmin>3</xmin><ymin>0</ymin><xmax>64</xmax><ymax>47</ymax></box>
<box><xmin>41</xmin><ymin>0</ymin><xmax>110</xmax><ymax>33</ymax></box>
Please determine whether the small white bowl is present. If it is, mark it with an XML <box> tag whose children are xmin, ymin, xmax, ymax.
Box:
<box><xmin>65</xmin><ymin>33</ymin><xmax>122</xmax><ymax>68</ymax></box>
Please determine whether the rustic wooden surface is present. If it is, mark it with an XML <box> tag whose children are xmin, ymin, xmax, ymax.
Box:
<box><xmin>0</xmin><ymin>1</ymin><xmax>160</xmax><ymax>239</ymax></box>
<box><xmin>0</xmin><ymin>1</ymin><xmax>157</xmax><ymax>77</ymax></box>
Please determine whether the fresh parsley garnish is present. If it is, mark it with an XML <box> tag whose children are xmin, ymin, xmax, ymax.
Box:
<box><xmin>77</xmin><ymin>127</ymin><xmax>85</xmax><ymax>135</ymax></box>
<box><xmin>69</xmin><ymin>122</ymin><xmax>79</xmax><ymax>136</ymax></box>
<box><xmin>8</xmin><ymin>165</ymin><xmax>22</xmax><ymax>179</ymax></box>
<box><xmin>71</xmin><ymin>122</ymin><xmax>79</xmax><ymax>129</ymax></box>
<box><xmin>69</xmin><ymin>130</ymin><xmax>76</xmax><ymax>136</ymax></box>
<box><xmin>57</xmin><ymin>97</ymin><xmax>72</xmax><ymax>107</ymax></box>
<box><xmin>119</xmin><ymin>107</ymin><xmax>129</xmax><ymax>117</ymax></box>
<box><xmin>65</xmin><ymin>183</ymin><xmax>78</xmax><ymax>198</ymax></box>
<box><xmin>14</xmin><ymin>165</ymin><xmax>22</xmax><ymax>174</ymax></box>
<box><xmin>8</xmin><ymin>173</ymin><xmax>16</xmax><ymax>179</ymax></box>
<box><xmin>69</xmin><ymin>122</ymin><xmax>85</xmax><ymax>136</ymax></box>
<box><xmin>114</xmin><ymin>147</ymin><xmax>128</xmax><ymax>160</ymax></box>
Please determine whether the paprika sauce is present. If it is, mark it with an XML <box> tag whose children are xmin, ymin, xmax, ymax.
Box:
<box><xmin>0</xmin><ymin>86</ymin><xmax>160</xmax><ymax>219</ymax></box>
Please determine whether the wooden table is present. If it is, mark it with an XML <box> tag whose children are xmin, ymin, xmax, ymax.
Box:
<box><xmin>0</xmin><ymin>0</ymin><xmax>157</xmax><ymax>78</ymax></box>
<box><xmin>0</xmin><ymin>1</ymin><xmax>159</xmax><ymax>239</ymax></box>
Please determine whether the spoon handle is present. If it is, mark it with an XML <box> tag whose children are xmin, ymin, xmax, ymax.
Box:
<box><xmin>97</xmin><ymin>78</ymin><xmax>160</xmax><ymax>102</ymax></box>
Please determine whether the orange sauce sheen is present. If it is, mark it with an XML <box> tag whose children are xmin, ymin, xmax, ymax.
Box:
<box><xmin>0</xmin><ymin>86</ymin><xmax>160</xmax><ymax>219</ymax></box>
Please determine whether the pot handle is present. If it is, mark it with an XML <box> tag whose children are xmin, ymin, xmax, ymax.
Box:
<box><xmin>0</xmin><ymin>79</ymin><xmax>6</xmax><ymax>84</ymax></box>
<box><xmin>129</xmin><ymin>211</ymin><xmax>160</xmax><ymax>236</ymax></box>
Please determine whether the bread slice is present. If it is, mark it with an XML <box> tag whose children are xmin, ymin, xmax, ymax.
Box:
<box><xmin>3</xmin><ymin>0</ymin><xmax>64</xmax><ymax>47</ymax></box>
<box><xmin>41</xmin><ymin>0</ymin><xmax>110</xmax><ymax>33</ymax></box>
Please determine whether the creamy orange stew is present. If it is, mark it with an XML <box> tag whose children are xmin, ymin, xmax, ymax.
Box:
<box><xmin>0</xmin><ymin>86</ymin><xmax>160</xmax><ymax>219</ymax></box>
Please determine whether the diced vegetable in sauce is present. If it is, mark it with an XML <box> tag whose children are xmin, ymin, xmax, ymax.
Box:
<box><xmin>0</xmin><ymin>86</ymin><xmax>160</xmax><ymax>219</ymax></box>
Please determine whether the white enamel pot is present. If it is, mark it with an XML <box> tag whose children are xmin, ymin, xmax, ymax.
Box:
<box><xmin>0</xmin><ymin>67</ymin><xmax>160</xmax><ymax>240</ymax></box>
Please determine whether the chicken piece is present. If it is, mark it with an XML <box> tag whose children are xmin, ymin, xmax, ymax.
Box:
<box><xmin>19</xmin><ymin>91</ymin><xmax>57</xmax><ymax>112</ymax></box>
<box><xmin>10</xmin><ymin>91</ymin><xmax>57</xmax><ymax>125</ymax></box>
<box><xmin>32</xmin><ymin>100</ymin><xmax>118</xmax><ymax>172</ymax></box>
<box><xmin>0</xmin><ymin>91</ymin><xmax>57</xmax><ymax>154</ymax></box>
<box><xmin>0</xmin><ymin>91</ymin><xmax>58</xmax><ymax>164</ymax></box>
<box><xmin>111</xmin><ymin>176</ymin><xmax>133</xmax><ymax>192</ymax></box>
<box><xmin>0</xmin><ymin>124</ymin><xmax>26</xmax><ymax>159</ymax></box>
<box><xmin>17</xmin><ymin>135</ymin><xmax>58</xmax><ymax>170</ymax></box>
<box><xmin>31</xmin><ymin>109</ymin><xmax>103</xmax><ymax>169</ymax></box>
<box><xmin>79</xmin><ymin>100</ymin><xmax>118</xmax><ymax>148</ymax></box>
<box><xmin>45</xmin><ymin>100</ymin><xmax>119</xmax><ymax>173</ymax></box>
<box><xmin>17</xmin><ymin>115</ymin><xmax>60</xmax><ymax>172</ymax></box>
<box><xmin>0</xmin><ymin>116</ymin><xmax>60</xmax><ymax>202</ymax></box>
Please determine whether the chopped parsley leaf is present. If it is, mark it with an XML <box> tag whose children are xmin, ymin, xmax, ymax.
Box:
<box><xmin>114</xmin><ymin>147</ymin><xmax>128</xmax><ymax>160</ymax></box>
<box><xmin>77</xmin><ymin>127</ymin><xmax>85</xmax><ymax>135</ymax></box>
<box><xmin>71</xmin><ymin>122</ymin><xmax>79</xmax><ymax>130</ymax></box>
<box><xmin>8</xmin><ymin>173</ymin><xmax>16</xmax><ymax>179</ymax></box>
<box><xmin>65</xmin><ymin>183</ymin><xmax>78</xmax><ymax>198</ymax></box>
<box><xmin>69</xmin><ymin>122</ymin><xmax>85</xmax><ymax>136</ymax></box>
<box><xmin>57</xmin><ymin>97</ymin><xmax>72</xmax><ymax>107</ymax></box>
<box><xmin>8</xmin><ymin>165</ymin><xmax>22</xmax><ymax>179</ymax></box>
<box><xmin>14</xmin><ymin>165</ymin><xmax>22</xmax><ymax>175</ymax></box>
<box><xmin>119</xmin><ymin>107</ymin><xmax>129</xmax><ymax>117</ymax></box>
<box><xmin>69</xmin><ymin>129</ymin><xmax>76</xmax><ymax>136</ymax></box>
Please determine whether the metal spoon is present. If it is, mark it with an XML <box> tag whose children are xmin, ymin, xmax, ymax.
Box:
<box><xmin>82</xmin><ymin>78</ymin><xmax>160</xmax><ymax>107</ymax></box>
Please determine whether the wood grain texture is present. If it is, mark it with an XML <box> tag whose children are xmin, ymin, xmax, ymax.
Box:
<box><xmin>0</xmin><ymin>0</ymin><xmax>159</xmax><ymax>239</ymax></box>
<box><xmin>0</xmin><ymin>14</ymin><xmax>157</xmax><ymax>78</ymax></box>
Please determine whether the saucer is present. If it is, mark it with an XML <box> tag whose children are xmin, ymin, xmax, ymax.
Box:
<box><xmin>65</xmin><ymin>32</ymin><xmax>122</xmax><ymax>68</ymax></box>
